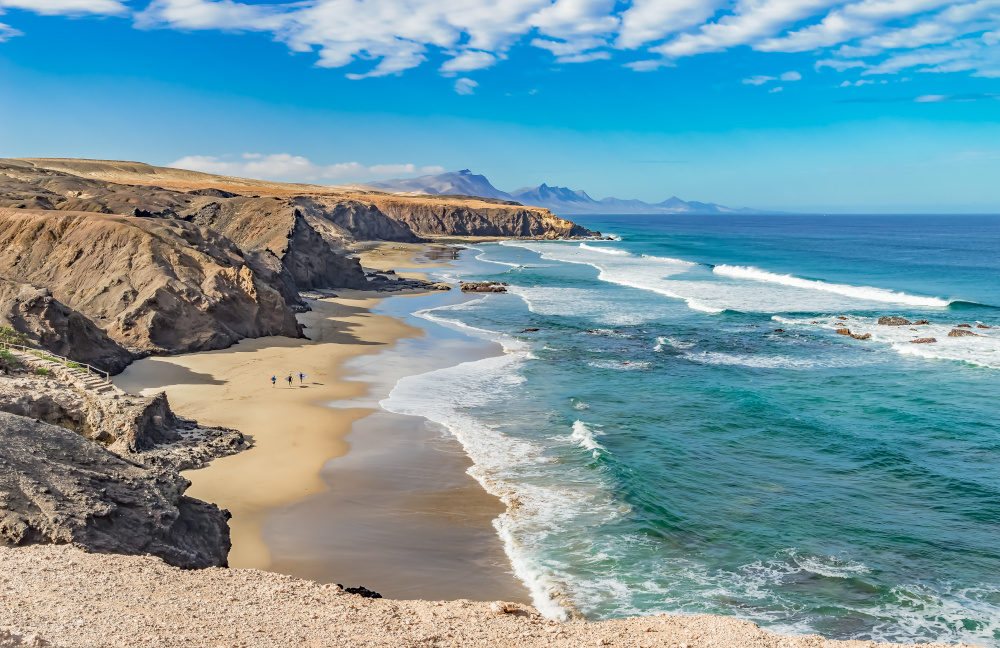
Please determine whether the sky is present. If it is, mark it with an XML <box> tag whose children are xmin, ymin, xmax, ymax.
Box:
<box><xmin>0</xmin><ymin>0</ymin><xmax>999</xmax><ymax>212</ymax></box>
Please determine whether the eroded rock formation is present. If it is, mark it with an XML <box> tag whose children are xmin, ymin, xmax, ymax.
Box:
<box><xmin>0</xmin><ymin>411</ymin><xmax>231</xmax><ymax>568</ymax></box>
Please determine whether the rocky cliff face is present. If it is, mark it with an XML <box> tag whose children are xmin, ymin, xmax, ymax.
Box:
<box><xmin>367</xmin><ymin>195</ymin><xmax>593</xmax><ymax>238</ymax></box>
<box><xmin>0</xmin><ymin>411</ymin><xmax>231</xmax><ymax>569</ymax></box>
<box><xmin>0</xmin><ymin>208</ymin><xmax>302</xmax><ymax>356</ymax></box>
<box><xmin>0</xmin><ymin>281</ymin><xmax>134</xmax><ymax>374</ymax></box>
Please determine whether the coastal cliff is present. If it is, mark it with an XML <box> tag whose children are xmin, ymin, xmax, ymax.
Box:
<box><xmin>0</xmin><ymin>208</ymin><xmax>301</xmax><ymax>356</ymax></box>
<box><xmin>0</xmin><ymin>157</ymin><xmax>595</xmax><ymax>361</ymax></box>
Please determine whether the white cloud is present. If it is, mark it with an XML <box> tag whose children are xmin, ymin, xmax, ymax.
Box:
<box><xmin>4</xmin><ymin>0</ymin><xmax>1000</xmax><ymax>84</ymax></box>
<box><xmin>439</xmin><ymin>50</ymin><xmax>497</xmax><ymax>73</ymax></box>
<box><xmin>0</xmin><ymin>21</ymin><xmax>20</xmax><ymax>39</ymax></box>
<box><xmin>914</xmin><ymin>94</ymin><xmax>948</xmax><ymax>102</ymax></box>
<box><xmin>169</xmin><ymin>153</ymin><xmax>445</xmax><ymax>183</ymax></box>
<box><xmin>453</xmin><ymin>77</ymin><xmax>478</xmax><ymax>94</ymax></box>
<box><xmin>769</xmin><ymin>85</ymin><xmax>783</xmax><ymax>92</ymax></box>
<box><xmin>654</xmin><ymin>0</ymin><xmax>841</xmax><ymax>58</ymax></box>
<box><xmin>0</xmin><ymin>0</ymin><xmax>127</xmax><ymax>15</ymax></box>
<box><xmin>743</xmin><ymin>70</ymin><xmax>800</xmax><ymax>85</ymax></box>
<box><xmin>617</xmin><ymin>0</ymin><xmax>723</xmax><ymax>49</ymax></box>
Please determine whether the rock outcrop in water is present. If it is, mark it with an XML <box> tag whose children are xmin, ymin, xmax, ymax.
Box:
<box><xmin>461</xmin><ymin>281</ymin><xmax>508</xmax><ymax>293</ymax></box>
<box><xmin>948</xmin><ymin>328</ymin><xmax>978</xmax><ymax>337</ymax></box>
<box><xmin>878</xmin><ymin>316</ymin><xmax>911</xmax><ymax>326</ymax></box>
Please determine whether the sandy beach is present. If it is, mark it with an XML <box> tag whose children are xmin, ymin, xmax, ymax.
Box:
<box><xmin>114</xmin><ymin>242</ymin><xmax>526</xmax><ymax>602</ymax></box>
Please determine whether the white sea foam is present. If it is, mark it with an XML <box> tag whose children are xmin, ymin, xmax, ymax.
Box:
<box><xmin>588</xmin><ymin>360</ymin><xmax>651</xmax><ymax>370</ymax></box>
<box><xmin>579</xmin><ymin>242</ymin><xmax>629</xmax><ymax>255</ymax></box>
<box><xmin>774</xmin><ymin>315</ymin><xmax>1000</xmax><ymax>369</ymax></box>
<box><xmin>654</xmin><ymin>336</ymin><xmax>694</xmax><ymax>351</ymax></box>
<box><xmin>680</xmin><ymin>350</ymin><xmax>859</xmax><ymax>370</ymax></box>
<box><xmin>506</xmin><ymin>285</ymin><xmax>668</xmax><ymax>325</ymax></box>
<box><xmin>714</xmin><ymin>265</ymin><xmax>952</xmax><ymax>308</ymax></box>
<box><xmin>502</xmin><ymin>241</ymin><xmax>959</xmax><ymax>314</ymax></box>
<box><xmin>569</xmin><ymin>420</ymin><xmax>605</xmax><ymax>453</ymax></box>
<box><xmin>381</xmin><ymin>301</ymin><xmax>625</xmax><ymax>620</ymax></box>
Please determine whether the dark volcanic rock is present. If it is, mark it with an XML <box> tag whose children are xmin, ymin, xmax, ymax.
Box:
<box><xmin>0</xmin><ymin>411</ymin><xmax>230</xmax><ymax>568</ymax></box>
<box><xmin>337</xmin><ymin>585</ymin><xmax>383</xmax><ymax>599</ymax></box>
<box><xmin>0</xmin><ymin>281</ymin><xmax>133</xmax><ymax>374</ymax></box>
<box><xmin>461</xmin><ymin>281</ymin><xmax>507</xmax><ymax>293</ymax></box>
<box><xmin>878</xmin><ymin>316</ymin><xmax>911</xmax><ymax>326</ymax></box>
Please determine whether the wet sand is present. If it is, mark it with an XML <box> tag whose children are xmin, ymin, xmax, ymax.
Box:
<box><xmin>265</xmin><ymin>411</ymin><xmax>528</xmax><ymax>602</ymax></box>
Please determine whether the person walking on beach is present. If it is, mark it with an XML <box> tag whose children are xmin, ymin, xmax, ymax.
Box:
<box><xmin>286</xmin><ymin>374</ymin><xmax>293</xmax><ymax>388</ymax></box>
<box><xmin>271</xmin><ymin>375</ymin><xmax>276</xmax><ymax>388</ymax></box>
<box><xmin>298</xmin><ymin>371</ymin><xmax>306</xmax><ymax>384</ymax></box>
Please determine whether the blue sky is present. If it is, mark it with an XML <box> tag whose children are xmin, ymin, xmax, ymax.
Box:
<box><xmin>1</xmin><ymin>0</ymin><xmax>999</xmax><ymax>212</ymax></box>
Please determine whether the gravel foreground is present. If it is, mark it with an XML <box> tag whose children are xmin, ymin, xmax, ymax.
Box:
<box><xmin>0</xmin><ymin>546</ymin><xmax>973</xmax><ymax>648</ymax></box>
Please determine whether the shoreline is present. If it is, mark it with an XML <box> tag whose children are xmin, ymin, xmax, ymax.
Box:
<box><xmin>114</xmin><ymin>241</ymin><xmax>529</xmax><ymax>603</ymax></box>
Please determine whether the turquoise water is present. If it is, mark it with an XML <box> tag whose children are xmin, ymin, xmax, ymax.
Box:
<box><xmin>380</xmin><ymin>214</ymin><xmax>1000</xmax><ymax>646</ymax></box>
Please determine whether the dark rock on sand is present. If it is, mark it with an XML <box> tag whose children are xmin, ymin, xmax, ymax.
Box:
<box><xmin>338</xmin><ymin>585</ymin><xmax>382</xmax><ymax>599</ymax></box>
<box><xmin>0</xmin><ymin>411</ymin><xmax>231</xmax><ymax>569</ymax></box>
<box><xmin>878</xmin><ymin>316</ymin><xmax>911</xmax><ymax>326</ymax></box>
<box><xmin>911</xmin><ymin>338</ymin><xmax>937</xmax><ymax>344</ymax></box>
<box><xmin>948</xmin><ymin>328</ymin><xmax>978</xmax><ymax>337</ymax></box>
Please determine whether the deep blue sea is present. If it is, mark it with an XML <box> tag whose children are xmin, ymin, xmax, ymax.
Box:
<box><xmin>380</xmin><ymin>214</ymin><xmax>1000</xmax><ymax>646</ymax></box>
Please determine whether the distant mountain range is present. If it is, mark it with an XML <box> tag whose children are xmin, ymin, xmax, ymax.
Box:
<box><xmin>367</xmin><ymin>169</ymin><xmax>758</xmax><ymax>215</ymax></box>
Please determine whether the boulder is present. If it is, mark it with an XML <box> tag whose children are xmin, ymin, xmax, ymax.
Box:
<box><xmin>956</xmin><ymin>323</ymin><xmax>972</xmax><ymax>328</ymax></box>
<box><xmin>850</xmin><ymin>332</ymin><xmax>871</xmax><ymax>340</ymax></box>
<box><xmin>948</xmin><ymin>328</ymin><xmax>978</xmax><ymax>337</ymax></box>
<box><xmin>878</xmin><ymin>316</ymin><xmax>911</xmax><ymax>326</ymax></box>
<box><xmin>910</xmin><ymin>338</ymin><xmax>937</xmax><ymax>344</ymax></box>
<box><xmin>835</xmin><ymin>328</ymin><xmax>851</xmax><ymax>335</ymax></box>
<box><xmin>977</xmin><ymin>324</ymin><xmax>991</xmax><ymax>329</ymax></box>
<box><xmin>913</xmin><ymin>319</ymin><xmax>930</xmax><ymax>325</ymax></box>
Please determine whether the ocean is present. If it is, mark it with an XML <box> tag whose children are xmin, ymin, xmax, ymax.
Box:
<box><xmin>378</xmin><ymin>214</ymin><xmax>1000</xmax><ymax>646</ymax></box>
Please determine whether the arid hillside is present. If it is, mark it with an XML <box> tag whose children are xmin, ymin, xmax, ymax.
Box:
<box><xmin>0</xmin><ymin>158</ymin><xmax>595</xmax><ymax>366</ymax></box>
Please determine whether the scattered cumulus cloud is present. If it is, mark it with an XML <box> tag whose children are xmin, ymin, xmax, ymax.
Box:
<box><xmin>2</xmin><ymin>0</ymin><xmax>1000</xmax><ymax>85</ymax></box>
<box><xmin>743</xmin><ymin>70</ymin><xmax>801</xmax><ymax>86</ymax></box>
<box><xmin>169</xmin><ymin>153</ymin><xmax>445</xmax><ymax>183</ymax></box>
<box><xmin>769</xmin><ymin>86</ymin><xmax>784</xmax><ymax>93</ymax></box>
<box><xmin>454</xmin><ymin>77</ymin><xmax>478</xmax><ymax>94</ymax></box>
<box><xmin>0</xmin><ymin>0</ymin><xmax>127</xmax><ymax>15</ymax></box>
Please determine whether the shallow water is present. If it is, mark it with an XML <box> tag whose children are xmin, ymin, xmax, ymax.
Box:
<box><xmin>379</xmin><ymin>214</ymin><xmax>1000</xmax><ymax>646</ymax></box>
